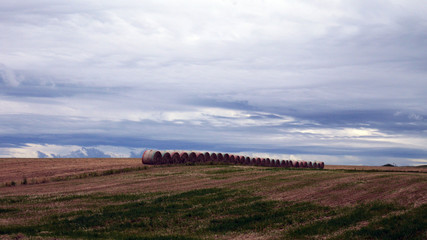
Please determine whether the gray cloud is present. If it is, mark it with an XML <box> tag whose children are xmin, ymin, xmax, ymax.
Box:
<box><xmin>0</xmin><ymin>64</ymin><xmax>19</xmax><ymax>87</ymax></box>
<box><xmin>1</xmin><ymin>1</ymin><xmax>426</xmax><ymax>165</ymax></box>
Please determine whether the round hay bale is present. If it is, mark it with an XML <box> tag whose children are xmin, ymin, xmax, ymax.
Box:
<box><xmin>210</xmin><ymin>152</ymin><xmax>217</xmax><ymax>162</ymax></box>
<box><xmin>204</xmin><ymin>152</ymin><xmax>211</xmax><ymax>162</ymax></box>
<box><xmin>170</xmin><ymin>151</ymin><xmax>181</xmax><ymax>164</ymax></box>
<box><xmin>307</xmin><ymin>161</ymin><xmax>313</xmax><ymax>168</ymax></box>
<box><xmin>245</xmin><ymin>157</ymin><xmax>251</xmax><ymax>165</ymax></box>
<box><xmin>229</xmin><ymin>155</ymin><xmax>235</xmax><ymax>164</ymax></box>
<box><xmin>235</xmin><ymin>155</ymin><xmax>240</xmax><ymax>164</ymax></box>
<box><xmin>141</xmin><ymin>149</ymin><xmax>152</xmax><ymax>165</ymax></box>
<box><xmin>179</xmin><ymin>152</ymin><xmax>189</xmax><ymax>163</ymax></box>
<box><xmin>292</xmin><ymin>160</ymin><xmax>300</xmax><ymax>168</ymax></box>
<box><xmin>270</xmin><ymin>159</ymin><xmax>275</xmax><ymax>167</ymax></box>
<box><xmin>160</xmin><ymin>151</ymin><xmax>171</xmax><ymax>164</ymax></box>
<box><xmin>299</xmin><ymin>161</ymin><xmax>306</xmax><ymax>168</ymax></box>
<box><xmin>272</xmin><ymin>159</ymin><xmax>278</xmax><ymax>167</ymax></box>
<box><xmin>280</xmin><ymin>160</ymin><xmax>287</xmax><ymax>168</ymax></box>
<box><xmin>189</xmin><ymin>152</ymin><xmax>197</xmax><ymax>163</ymax></box>
<box><xmin>224</xmin><ymin>153</ymin><xmax>230</xmax><ymax>163</ymax></box>
<box><xmin>318</xmin><ymin>162</ymin><xmax>325</xmax><ymax>169</ymax></box>
<box><xmin>265</xmin><ymin>158</ymin><xmax>271</xmax><ymax>166</ymax></box>
<box><xmin>142</xmin><ymin>149</ymin><xmax>161</xmax><ymax>165</ymax></box>
<box><xmin>196</xmin><ymin>152</ymin><xmax>205</xmax><ymax>162</ymax></box>
<box><xmin>256</xmin><ymin>157</ymin><xmax>262</xmax><ymax>166</ymax></box>
<box><xmin>313</xmin><ymin>162</ymin><xmax>318</xmax><ymax>168</ymax></box>
<box><xmin>217</xmin><ymin>153</ymin><xmax>224</xmax><ymax>162</ymax></box>
<box><xmin>240</xmin><ymin>156</ymin><xmax>245</xmax><ymax>164</ymax></box>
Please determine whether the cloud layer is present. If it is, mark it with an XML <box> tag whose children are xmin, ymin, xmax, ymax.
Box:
<box><xmin>1</xmin><ymin>1</ymin><xmax>427</xmax><ymax>165</ymax></box>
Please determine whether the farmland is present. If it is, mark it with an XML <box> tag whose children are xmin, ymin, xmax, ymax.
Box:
<box><xmin>1</xmin><ymin>158</ymin><xmax>427</xmax><ymax>239</ymax></box>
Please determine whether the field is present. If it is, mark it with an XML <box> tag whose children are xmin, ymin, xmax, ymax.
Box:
<box><xmin>1</xmin><ymin>158</ymin><xmax>427</xmax><ymax>239</ymax></box>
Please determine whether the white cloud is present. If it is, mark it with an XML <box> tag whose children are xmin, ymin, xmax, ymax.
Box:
<box><xmin>2</xmin><ymin>144</ymin><xmax>81</xmax><ymax>158</ymax></box>
<box><xmin>1</xmin><ymin>1</ymin><xmax>427</xmax><ymax>165</ymax></box>
<box><xmin>0</xmin><ymin>144</ymin><xmax>141</xmax><ymax>158</ymax></box>
<box><xmin>287</xmin><ymin>127</ymin><xmax>386</xmax><ymax>138</ymax></box>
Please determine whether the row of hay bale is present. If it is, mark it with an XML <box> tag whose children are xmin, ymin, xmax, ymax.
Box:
<box><xmin>141</xmin><ymin>150</ymin><xmax>324</xmax><ymax>169</ymax></box>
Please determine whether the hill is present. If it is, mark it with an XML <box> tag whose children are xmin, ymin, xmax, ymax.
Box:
<box><xmin>1</xmin><ymin>158</ymin><xmax>426</xmax><ymax>239</ymax></box>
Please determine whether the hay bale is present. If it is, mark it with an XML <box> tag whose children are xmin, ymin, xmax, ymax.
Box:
<box><xmin>229</xmin><ymin>155</ymin><xmax>235</xmax><ymax>164</ymax></box>
<box><xmin>217</xmin><ymin>153</ymin><xmax>224</xmax><ymax>162</ymax></box>
<box><xmin>280</xmin><ymin>160</ymin><xmax>287</xmax><ymax>168</ymax></box>
<box><xmin>301</xmin><ymin>161</ymin><xmax>307</xmax><ymax>168</ymax></box>
<box><xmin>204</xmin><ymin>152</ymin><xmax>211</xmax><ymax>162</ymax></box>
<box><xmin>160</xmin><ymin>151</ymin><xmax>171</xmax><ymax>164</ymax></box>
<box><xmin>196</xmin><ymin>152</ymin><xmax>205</xmax><ymax>162</ymax></box>
<box><xmin>141</xmin><ymin>149</ymin><xmax>162</xmax><ymax>165</ymax></box>
<box><xmin>179</xmin><ymin>152</ymin><xmax>189</xmax><ymax>163</ymax></box>
<box><xmin>240</xmin><ymin>156</ymin><xmax>246</xmax><ymax>164</ymax></box>
<box><xmin>210</xmin><ymin>152</ymin><xmax>217</xmax><ymax>162</ymax></box>
<box><xmin>189</xmin><ymin>152</ymin><xmax>197</xmax><ymax>163</ymax></box>
<box><xmin>224</xmin><ymin>153</ymin><xmax>230</xmax><ymax>163</ymax></box>
<box><xmin>292</xmin><ymin>160</ymin><xmax>300</xmax><ymax>168</ymax></box>
<box><xmin>170</xmin><ymin>151</ymin><xmax>181</xmax><ymax>164</ymax></box>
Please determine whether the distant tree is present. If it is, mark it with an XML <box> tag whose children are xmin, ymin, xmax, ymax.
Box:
<box><xmin>382</xmin><ymin>163</ymin><xmax>395</xmax><ymax>167</ymax></box>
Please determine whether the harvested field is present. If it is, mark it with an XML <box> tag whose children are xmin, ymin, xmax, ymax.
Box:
<box><xmin>1</xmin><ymin>158</ymin><xmax>427</xmax><ymax>239</ymax></box>
<box><xmin>325</xmin><ymin>164</ymin><xmax>427</xmax><ymax>173</ymax></box>
<box><xmin>0</xmin><ymin>158</ymin><xmax>142</xmax><ymax>185</ymax></box>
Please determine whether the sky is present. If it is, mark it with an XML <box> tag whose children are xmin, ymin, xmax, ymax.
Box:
<box><xmin>1</xmin><ymin>0</ymin><xmax>427</xmax><ymax>166</ymax></box>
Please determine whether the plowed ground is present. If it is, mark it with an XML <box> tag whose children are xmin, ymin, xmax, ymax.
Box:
<box><xmin>1</xmin><ymin>158</ymin><xmax>426</xmax><ymax>239</ymax></box>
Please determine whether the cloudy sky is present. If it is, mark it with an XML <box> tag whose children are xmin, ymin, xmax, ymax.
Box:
<box><xmin>1</xmin><ymin>1</ymin><xmax>426</xmax><ymax>165</ymax></box>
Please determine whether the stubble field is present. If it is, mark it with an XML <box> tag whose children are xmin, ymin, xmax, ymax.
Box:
<box><xmin>1</xmin><ymin>158</ymin><xmax>426</xmax><ymax>239</ymax></box>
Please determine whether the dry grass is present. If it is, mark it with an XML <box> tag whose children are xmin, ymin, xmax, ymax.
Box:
<box><xmin>1</xmin><ymin>159</ymin><xmax>427</xmax><ymax>239</ymax></box>
<box><xmin>325</xmin><ymin>164</ymin><xmax>427</xmax><ymax>173</ymax></box>
<box><xmin>1</xmin><ymin>161</ymin><xmax>426</xmax><ymax>207</ymax></box>
<box><xmin>0</xmin><ymin>158</ymin><xmax>141</xmax><ymax>186</ymax></box>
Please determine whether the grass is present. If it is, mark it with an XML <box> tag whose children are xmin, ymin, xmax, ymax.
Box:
<box><xmin>0</xmin><ymin>188</ymin><xmax>331</xmax><ymax>239</ymax></box>
<box><xmin>0</xmin><ymin>207</ymin><xmax>18</xmax><ymax>214</ymax></box>
<box><xmin>286</xmin><ymin>201</ymin><xmax>402</xmax><ymax>239</ymax></box>
<box><xmin>2</xmin><ymin>187</ymin><xmax>425</xmax><ymax>239</ymax></box>
<box><xmin>334</xmin><ymin>204</ymin><xmax>427</xmax><ymax>240</ymax></box>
